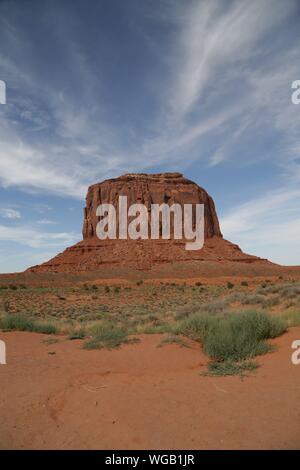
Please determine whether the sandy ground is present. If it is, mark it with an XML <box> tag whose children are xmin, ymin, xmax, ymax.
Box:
<box><xmin>0</xmin><ymin>329</ymin><xmax>300</xmax><ymax>450</ymax></box>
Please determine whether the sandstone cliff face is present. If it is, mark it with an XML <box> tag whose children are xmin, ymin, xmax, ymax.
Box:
<box><xmin>28</xmin><ymin>172</ymin><xmax>265</xmax><ymax>273</ymax></box>
<box><xmin>82</xmin><ymin>173</ymin><xmax>222</xmax><ymax>240</ymax></box>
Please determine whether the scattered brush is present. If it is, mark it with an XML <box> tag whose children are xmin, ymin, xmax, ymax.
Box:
<box><xmin>138</xmin><ymin>323</ymin><xmax>171</xmax><ymax>334</ymax></box>
<box><xmin>175</xmin><ymin>298</ymin><xmax>230</xmax><ymax>320</ymax></box>
<box><xmin>43</xmin><ymin>337</ymin><xmax>59</xmax><ymax>345</ymax></box>
<box><xmin>158</xmin><ymin>333</ymin><xmax>190</xmax><ymax>348</ymax></box>
<box><xmin>280</xmin><ymin>285</ymin><xmax>300</xmax><ymax>299</ymax></box>
<box><xmin>257</xmin><ymin>282</ymin><xmax>300</xmax><ymax>297</ymax></box>
<box><xmin>174</xmin><ymin>303</ymin><xmax>202</xmax><ymax>320</ymax></box>
<box><xmin>231</xmin><ymin>293</ymin><xmax>266</xmax><ymax>305</ymax></box>
<box><xmin>233</xmin><ymin>293</ymin><xmax>280</xmax><ymax>308</ymax></box>
<box><xmin>261</xmin><ymin>296</ymin><xmax>280</xmax><ymax>308</ymax></box>
<box><xmin>200</xmin><ymin>299</ymin><xmax>230</xmax><ymax>315</ymax></box>
<box><xmin>205</xmin><ymin>360</ymin><xmax>258</xmax><ymax>376</ymax></box>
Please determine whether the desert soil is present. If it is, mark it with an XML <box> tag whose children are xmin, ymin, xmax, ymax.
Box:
<box><xmin>1</xmin><ymin>328</ymin><xmax>300</xmax><ymax>450</ymax></box>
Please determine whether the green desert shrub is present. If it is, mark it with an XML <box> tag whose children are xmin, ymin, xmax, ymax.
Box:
<box><xmin>257</xmin><ymin>284</ymin><xmax>279</xmax><ymax>294</ymax></box>
<box><xmin>174</xmin><ymin>303</ymin><xmax>200</xmax><ymax>320</ymax></box>
<box><xmin>175</xmin><ymin>298</ymin><xmax>230</xmax><ymax>321</ymax></box>
<box><xmin>0</xmin><ymin>314</ymin><xmax>57</xmax><ymax>334</ymax></box>
<box><xmin>262</xmin><ymin>296</ymin><xmax>280</xmax><ymax>308</ymax></box>
<box><xmin>178</xmin><ymin>310</ymin><xmax>286</xmax><ymax>362</ymax></box>
<box><xmin>240</xmin><ymin>294</ymin><xmax>266</xmax><ymax>305</ymax></box>
<box><xmin>84</xmin><ymin>321</ymin><xmax>129</xmax><ymax>349</ymax></box>
<box><xmin>257</xmin><ymin>282</ymin><xmax>300</xmax><ymax>297</ymax></box>
<box><xmin>203</xmin><ymin>321</ymin><xmax>273</xmax><ymax>361</ymax></box>
<box><xmin>34</xmin><ymin>323</ymin><xmax>58</xmax><ymax>334</ymax></box>
<box><xmin>177</xmin><ymin>314</ymin><xmax>218</xmax><ymax>342</ymax></box>
<box><xmin>0</xmin><ymin>314</ymin><xmax>34</xmax><ymax>331</ymax></box>
<box><xmin>233</xmin><ymin>293</ymin><xmax>280</xmax><ymax>308</ymax></box>
<box><xmin>159</xmin><ymin>333</ymin><xmax>189</xmax><ymax>348</ymax></box>
<box><xmin>230</xmin><ymin>293</ymin><xmax>266</xmax><ymax>305</ymax></box>
<box><xmin>9</xmin><ymin>284</ymin><xmax>18</xmax><ymax>290</ymax></box>
<box><xmin>280</xmin><ymin>285</ymin><xmax>300</xmax><ymax>299</ymax></box>
<box><xmin>201</xmin><ymin>299</ymin><xmax>229</xmax><ymax>315</ymax></box>
<box><xmin>139</xmin><ymin>323</ymin><xmax>171</xmax><ymax>334</ymax></box>
<box><xmin>281</xmin><ymin>310</ymin><xmax>300</xmax><ymax>327</ymax></box>
<box><xmin>68</xmin><ymin>327</ymin><xmax>86</xmax><ymax>340</ymax></box>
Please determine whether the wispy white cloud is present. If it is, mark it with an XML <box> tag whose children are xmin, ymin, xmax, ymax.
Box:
<box><xmin>139</xmin><ymin>0</ymin><xmax>300</xmax><ymax>169</ymax></box>
<box><xmin>0</xmin><ymin>0</ymin><xmax>300</xmax><ymax>268</ymax></box>
<box><xmin>221</xmin><ymin>187</ymin><xmax>300</xmax><ymax>265</ymax></box>
<box><xmin>0</xmin><ymin>208</ymin><xmax>21</xmax><ymax>219</ymax></box>
<box><xmin>0</xmin><ymin>223</ymin><xmax>78</xmax><ymax>249</ymax></box>
<box><xmin>37</xmin><ymin>218</ymin><xmax>56</xmax><ymax>225</ymax></box>
<box><xmin>168</xmin><ymin>0</ymin><xmax>295</xmax><ymax>115</ymax></box>
<box><xmin>32</xmin><ymin>203</ymin><xmax>52</xmax><ymax>214</ymax></box>
<box><xmin>0</xmin><ymin>0</ymin><xmax>298</xmax><ymax>199</ymax></box>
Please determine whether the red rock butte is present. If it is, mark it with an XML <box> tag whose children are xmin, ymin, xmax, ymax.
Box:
<box><xmin>28</xmin><ymin>172</ymin><xmax>267</xmax><ymax>272</ymax></box>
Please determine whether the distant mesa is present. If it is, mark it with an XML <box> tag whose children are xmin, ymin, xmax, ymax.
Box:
<box><xmin>28</xmin><ymin>172</ymin><xmax>267</xmax><ymax>272</ymax></box>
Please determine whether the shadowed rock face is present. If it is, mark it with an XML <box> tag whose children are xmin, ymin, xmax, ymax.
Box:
<box><xmin>82</xmin><ymin>172</ymin><xmax>222</xmax><ymax>240</ymax></box>
<box><xmin>28</xmin><ymin>173</ymin><xmax>266</xmax><ymax>272</ymax></box>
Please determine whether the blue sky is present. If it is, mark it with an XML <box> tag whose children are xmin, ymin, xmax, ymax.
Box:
<box><xmin>0</xmin><ymin>0</ymin><xmax>300</xmax><ymax>272</ymax></box>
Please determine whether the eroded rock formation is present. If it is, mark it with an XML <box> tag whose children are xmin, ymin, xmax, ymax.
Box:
<box><xmin>28</xmin><ymin>173</ymin><xmax>265</xmax><ymax>272</ymax></box>
<box><xmin>82</xmin><ymin>173</ymin><xmax>221</xmax><ymax>240</ymax></box>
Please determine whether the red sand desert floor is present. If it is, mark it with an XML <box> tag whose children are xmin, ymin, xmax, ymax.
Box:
<box><xmin>0</xmin><ymin>328</ymin><xmax>300</xmax><ymax>449</ymax></box>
